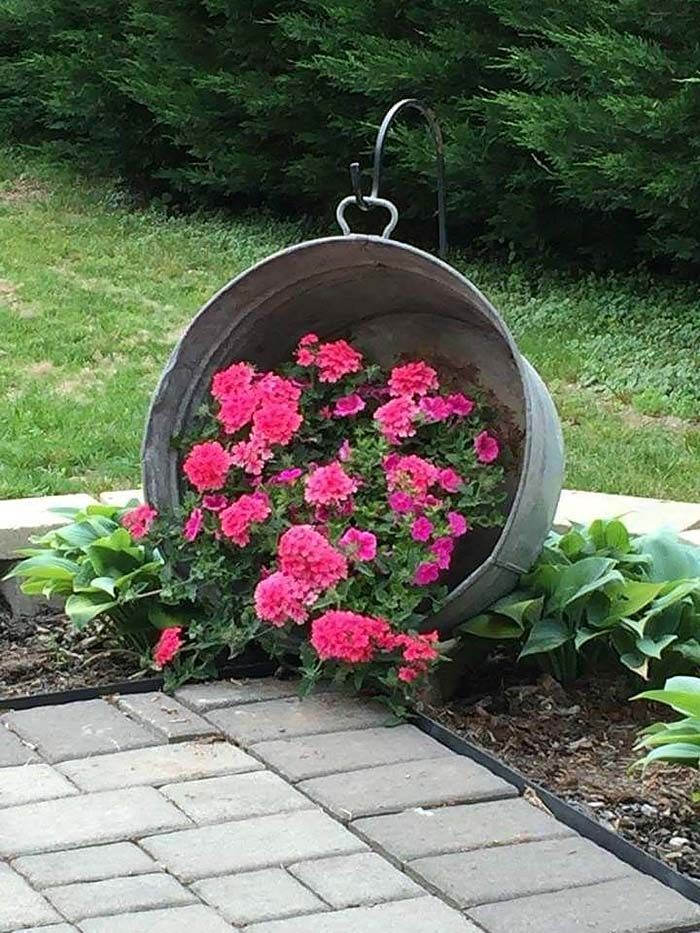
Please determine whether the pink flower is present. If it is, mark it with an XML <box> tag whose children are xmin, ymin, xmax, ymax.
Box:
<box><xmin>219</xmin><ymin>491</ymin><xmax>271</xmax><ymax>546</ymax></box>
<box><xmin>316</xmin><ymin>339</ymin><xmax>363</xmax><ymax>383</ymax></box>
<box><xmin>253</xmin><ymin>401</ymin><xmax>302</xmax><ymax>446</ymax></box>
<box><xmin>256</xmin><ymin>373</ymin><xmax>302</xmax><ymax>406</ymax></box>
<box><xmin>269</xmin><ymin>467</ymin><xmax>303</xmax><ymax>485</ymax></box>
<box><xmin>183</xmin><ymin>441</ymin><xmax>231</xmax><ymax>491</ymax></box>
<box><xmin>374</xmin><ymin>396</ymin><xmax>418</xmax><ymax>443</ymax></box>
<box><xmin>385</xmin><ymin>454</ymin><xmax>440</xmax><ymax>496</ymax></box>
<box><xmin>398</xmin><ymin>665</ymin><xmax>420</xmax><ymax>683</ymax></box>
<box><xmin>304</xmin><ymin>462</ymin><xmax>357</xmax><ymax>507</ymax></box>
<box><xmin>217</xmin><ymin>390</ymin><xmax>258</xmax><ymax>434</ymax></box>
<box><xmin>254</xmin><ymin>571</ymin><xmax>310</xmax><ymax>626</ymax></box>
<box><xmin>121</xmin><ymin>504</ymin><xmax>157</xmax><ymax>540</ymax></box>
<box><xmin>183</xmin><ymin>507</ymin><xmax>203</xmax><ymax>542</ymax></box>
<box><xmin>446</xmin><ymin>393</ymin><xmax>475</xmax><ymax>417</ymax></box>
<box><xmin>388</xmin><ymin>361</ymin><xmax>438</xmax><ymax>397</ymax></box>
<box><xmin>311</xmin><ymin>610</ymin><xmax>392</xmax><ymax>663</ymax></box>
<box><xmin>474</xmin><ymin>430</ymin><xmax>500</xmax><ymax>463</ymax></box>
<box><xmin>295</xmin><ymin>333</ymin><xmax>319</xmax><ymax>367</ymax></box>
<box><xmin>278</xmin><ymin>525</ymin><xmax>348</xmax><ymax>591</ymax></box>
<box><xmin>411</xmin><ymin>516</ymin><xmax>434</xmax><ymax>542</ymax></box>
<box><xmin>431</xmin><ymin>536</ymin><xmax>454</xmax><ymax>570</ymax></box>
<box><xmin>414</xmin><ymin>561</ymin><xmax>441</xmax><ymax>585</ymax></box>
<box><xmin>338</xmin><ymin>439</ymin><xmax>352</xmax><ymax>462</ymax></box>
<box><xmin>230</xmin><ymin>437</ymin><xmax>273</xmax><ymax>476</ymax></box>
<box><xmin>448</xmin><ymin>512</ymin><xmax>469</xmax><ymax>537</ymax></box>
<box><xmin>388</xmin><ymin>491</ymin><xmax>414</xmax><ymax>514</ymax></box>
<box><xmin>438</xmin><ymin>467</ymin><xmax>463</xmax><ymax>493</ymax></box>
<box><xmin>419</xmin><ymin>396</ymin><xmax>451</xmax><ymax>422</ymax></box>
<box><xmin>153</xmin><ymin>627</ymin><xmax>183</xmax><ymax>669</ymax></box>
<box><xmin>211</xmin><ymin>362</ymin><xmax>255</xmax><ymax>402</ymax></box>
<box><xmin>202</xmin><ymin>494</ymin><xmax>227</xmax><ymax>511</ymax></box>
<box><xmin>339</xmin><ymin>527</ymin><xmax>377</xmax><ymax>562</ymax></box>
<box><xmin>333</xmin><ymin>394</ymin><xmax>365</xmax><ymax>418</ymax></box>
<box><xmin>398</xmin><ymin>630</ymin><xmax>439</xmax><ymax>662</ymax></box>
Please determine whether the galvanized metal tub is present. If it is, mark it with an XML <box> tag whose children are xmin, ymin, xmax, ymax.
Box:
<box><xmin>143</xmin><ymin>235</ymin><xmax>564</xmax><ymax>633</ymax></box>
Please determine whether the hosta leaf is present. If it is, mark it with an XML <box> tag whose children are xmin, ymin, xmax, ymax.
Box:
<box><xmin>636</xmin><ymin>743</ymin><xmax>700</xmax><ymax>768</ymax></box>
<box><xmin>65</xmin><ymin>593</ymin><xmax>118</xmax><ymax>629</ymax></box>
<box><xmin>610</xmin><ymin>581</ymin><xmax>665</xmax><ymax>619</ymax></box>
<box><xmin>634</xmin><ymin>688</ymin><xmax>700</xmax><ymax>718</ymax></box>
<box><xmin>635</xmin><ymin>634</ymin><xmax>677</xmax><ymax>660</ymax></box>
<box><xmin>8</xmin><ymin>555</ymin><xmax>80</xmax><ymax>580</ymax></box>
<box><xmin>619</xmin><ymin>651</ymin><xmax>649</xmax><ymax>679</ymax></box>
<box><xmin>605</xmin><ymin>519</ymin><xmax>630</xmax><ymax>552</ymax></box>
<box><xmin>554</xmin><ymin>557</ymin><xmax>624</xmax><ymax>609</ymax></box>
<box><xmin>519</xmin><ymin>618</ymin><xmax>570</xmax><ymax>658</ymax></box>
<box><xmin>636</xmin><ymin>529</ymin><xmax>700</xmax><ymax>582</ymax></box>
<box><xmin>458</xmin><ymin>613</ymin><xmax>524</xmax><ymax>640</ymax></box>
<box><xmin>574</xmin><ymin>626</ymin><xmax>608</xmax><ymax>650</ymax></box>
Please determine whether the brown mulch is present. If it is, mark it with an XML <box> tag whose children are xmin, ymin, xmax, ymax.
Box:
<box><xmin>0</xmin><ymin>600</ymin><xmax>143</xmax><ymax>701</ymax></box>
<box><xmin>426</xmin><ymin>661</ymin><xmax>700</xmax><ymax>880</ymax></box>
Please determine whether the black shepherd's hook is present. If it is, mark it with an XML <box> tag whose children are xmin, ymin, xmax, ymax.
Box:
<box><xmin>349</xmin><ymin>98</ymin><xmax>448</xmax><ymax>258</ymax></box>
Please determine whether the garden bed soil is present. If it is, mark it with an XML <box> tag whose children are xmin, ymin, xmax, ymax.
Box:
<box><xmin>0</xmin><ymin>601</ymin><xmax>139</xmax><ymax>700</ymax></box>
<box><xmin>426</xmin><ymin>661</ymin><xmax>700</xmax><ymax>881</ymax></box>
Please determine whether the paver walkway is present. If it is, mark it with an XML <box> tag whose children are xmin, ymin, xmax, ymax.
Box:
<box><xmin>1</xmin><ymin>680</ymin><xmax>700</xmax><ymax>932</ymax></box>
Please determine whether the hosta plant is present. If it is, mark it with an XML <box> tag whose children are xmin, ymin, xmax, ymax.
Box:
<box><xmin>458</xmin><ymin>519</ymin><xmax>700</xmax><ymax>683</ymax></box>
<box><xmin>634</xmin><ymin>676</ymin><xmax>700</xmax><ymax>772</ymax></box>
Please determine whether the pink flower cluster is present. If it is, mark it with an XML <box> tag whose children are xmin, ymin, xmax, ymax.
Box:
<box><xmin>220</xmin><ymin>491</ymin><xmax>271</xmax><ymax>547</ymax></box>
<box><xmin>304</xmin><ymin>461</ymin><xmax>358</xmax><ymax>508</ymax></box>
<box><xmin>153</xmin><ymin>627</ymin><xmax>183</xmax><ymax>669</ymax></box>
<box><xmin>121</xmin><ymin>504</ymin><xmax>157</xmax><ymax>540</ymax></box>
<box><xmin>310</xmin><ymin>610</ymin><xmax>438</xmax><ymax>680</ymax></box>
<box><xmin>295</xmin><ymin>334</ymin><xmax>363</xmax><ymax>383</ymax></box>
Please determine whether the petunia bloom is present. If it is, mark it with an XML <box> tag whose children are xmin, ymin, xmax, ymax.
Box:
<box><xmin>438</xmin><ymin>467</ymin><xmax>463</xmax><ymax>493</ymax></box>
<box><xmin>183</xmin><ymin>507</ymin><xmax>204</xmax><ymax>542</ymax></box>
<box><xmin>411</xmin><ymin>516</ymin><xmax>434</xmax><ymax>542</ymax></box>
<box><xmin>414</xmin><ymin>561</ymin><xmax>441</xmax><ymax>585</ymax></box>
<box><xmin>339</xmin><ymin>527</ymin><xmax>378</xmax><ymax>562</ymax></box>
<box><xmin>419</xmin><ymin>395</ymin><xmax>451</xmax><ymax>422</ymax></box>
<box><xmin>474</xmin><ymin>430</ymin><xmax>500</xmax><ymax>463</ymax></box>
<box><xmin>333</xmin><ymin>394</ymin><xmax>366</xmax><ymax>418</ymax></box>
<box><xmin>121</xmin><ymin>504</ymin><xmax>157</xmax><ymax>540</ymax></box>
<box><xmin>448</xmin><ymin>511</ymin><xmax>469</xmax><ymax>537</ymax></box>
<box><xmin>446</xmin><ymin>393</ymin><xmax>475</xmax><ymax>417</ymax></box>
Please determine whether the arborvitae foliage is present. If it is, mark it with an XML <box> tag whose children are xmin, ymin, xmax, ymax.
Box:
<box><xmin>0</xmin><ymin>0</ymin><xmax>698</xmax><ymax>264</ymax></box>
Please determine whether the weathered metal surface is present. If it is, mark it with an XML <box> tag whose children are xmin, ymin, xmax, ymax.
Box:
<box><xmin>143</xmin><ymin>235</ymin><xmax>564</xmax><ymax>632</ymax></box>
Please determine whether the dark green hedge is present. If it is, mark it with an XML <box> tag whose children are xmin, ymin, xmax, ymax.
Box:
<box><xmin>1</xmin><ymin>0</ymin><xmax>699</xmax><ymax>265</ymax></box>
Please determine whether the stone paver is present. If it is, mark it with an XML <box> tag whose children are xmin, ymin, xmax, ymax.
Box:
<box><xmin>207</xmin><ymin>693</ymin><xmax>388</xmax><ymax>746</ymax></box>
<box><xmin>299</xmin><ymin>756</ymin><xmax>516</xmax><ymax>821</ymax></box>
<box><xmin>116</xmin><ymin>692</ymin><xmax>218</xmax><ymax>742</ymax></box>
<box><xmin>469</xmin><ymin>875</ymin><xmax>700</xmax><ymax>932</ymax></box>
<box><xmin>253</xmin><ymin>724</ymin><xmax>451</xmax><ymax>782</ymax></box>
<box><xmin>141</xmin><ymin>810</ymin><xmax>367</xmax><ymax>882</ymax></box>
<box><xmin>13</xmin><ymin>842</ymin><xmax>156</xmax><ymax>888</ymax></box>
<box><xmin>0</xmin><ymin>863</ymin><xmax>61</xmax><ymax>932</ymax></box>
<box><xmin>0</xmin><ymin>786</ymin><xmax>190</xmax><ymax>857</ymax></box>
<box><xmin>98</xmin><ymin>489</ymin><xmax>142</xmax><ymax>507</ymax></box>
<box><xmin>289</xmin><ymin>852</ymin><xmax>422</xmax><ymax>908</ymax></box>
<box><xmin>58</xmin><ymin>739</ymin><xmax>260</xmax><ymax>791</ymax></box>
<box><xmin>246</xmin><ymin>896</ymin><xmax>480</xmax><ymax>932</ymax></box>
<box><xmin>353</xmin><ymin>798</ymin><xmax>574</xmax><ymax>862</ymax></box>
<box><xmin>0</xmin><ymin>720</ymin><xmax>40</xmax><ymax>767</ymax></box>
<box><xmin>0</xmin><ymin>493</ymin><xmax>98</xmax><ymax>558</ymax></box>
<box><xmin>4</xmin><ymin>699</ymin><xmax>162</xmax><ymax>763</ymax></box>
<box><xmin>0</xmin><ymin>762</ymin><xmax>78</xmax><ymax>808</ymax></box>
<box><xmin>78</xmin><ymin>904</ymin><xmax>233</xmax><ymax>932</ymax></box>
<box><xmin>176</xmin><ymin>679</ymin><xmax>299</xmax><ymax>712</ymax></box>
<box><xmin>161</xmin><ymin>770</ymin><xmax>313</xmax><ymax>824</ymax></box>
<box><xmin>46</xmin><ymin>873</ymin><xmax>196</xmax><ymax>921</ymax></box>
<box><xmin>193</xmin><ymin>868</ymin><xmax>327</xmax><ymax>925</ymax></box>
<box><xmin>410</xmin><ymin>836</ymin><xmax>633</xmax><ymax>907</ymax></box>
<box><xmin>4</xmin><ymin>677</ymin><xmax>700</xmax><ymax>933</ymax></box>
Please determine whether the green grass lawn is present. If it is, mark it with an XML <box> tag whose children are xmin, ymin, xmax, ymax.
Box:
<box><xmin>1</xmin><ymin>147</ymin><xmax>699</xmax><ymax>501</ymax></box>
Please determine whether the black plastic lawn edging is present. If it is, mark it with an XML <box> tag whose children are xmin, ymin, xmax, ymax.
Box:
<box><xmin>0</xmin><ymin>656</ymin><xmax>276</xmax><ymax>711</ymax></box>
<box><xmin>413</xmin><ymin>710</ymin><xmax>700</xmax><ymax>906</ymax></box>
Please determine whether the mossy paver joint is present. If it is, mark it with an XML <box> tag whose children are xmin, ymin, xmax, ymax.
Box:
<box><xmin>1</xmin><ymin>680</ymin><xmax>699</xmax><ymax>933</ymax></box>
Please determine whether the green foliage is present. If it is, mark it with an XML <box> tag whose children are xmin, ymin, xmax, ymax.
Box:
<box><xmin>458</xmin><ymin>520</ymin><xmax>700</xmax><ymax>683</ymax></box>
<box><xmin>634</xmin><ymin>676</ymin><xmax>700</xmax><ymax>771</ymax></box>
<box><xmin>0</xmin><ymin>0</ymin><xmax>698</xmax><ymax>263</ymax></box>
<box><xmin>4</xmin><ymin>503</ymin><xmax>187</xmax><ymax>658</ymax></box>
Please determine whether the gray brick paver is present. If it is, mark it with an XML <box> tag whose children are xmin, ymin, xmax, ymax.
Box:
<box><xmin>245</xmin><ymin>896</ymin><xmax>480</xmax><ymax>932</ymax></box>
<box><xmin>468</xmin><ymin>875</ymin><xmax>700</xmax><ymax>932</ymax></box>
<box><xmin>15</xmin><ymin>926</ymin><xmax>77</xmax><ymax>933</ymax></box>
<box><xmin>161</xmin><ymin>770</ymin><xmax>314</xmax><ymax>824</ymax></box>
<box><xmin>3</xmin><ymin>699</ymin><xmax>162</xmax><ymax>763</ymax></box>
<box><xmin>353</xmin><ymin>798</ymin><xmax>575</xmax><ymax>862</ymax></box>
<box><xmin>140</xmin><ymin>809</ymin><xmax>367</xmax><ymax>881</ymax></box>
<box><xmin>0</xmin><ymin>720</ymin><xmax>40</xmax><ymax>767</ymax></box>
<box><xmin>116</xmin><ymin>692</ymin><xmax>218</xmax><ymax>742</ymax></box>
<box><xmin>207</xmin><ymin>693</ymin><xmax>388</xmax><ymax>746</ymax></box>
<box><xmin>175</xmin><ymin>678</ymin><xmax>299</xmax><ymax>711</ymax></box>
<box><xmin>0</xmin><ymin>862</ymin><xmax>62</xmax><ymax>932</ymax></box>
<box><xmin>0</xmin><ymin>786</ymin><xmax>191</xmax><ymax>857</ymax></box>
<box><xmin>289</xmin><ymin>852</ymin><xmax>422</xmax><ymax>908</ymax></box>
<box><xmin>409</xmin><ymin>836</ymin><xmax>634</xmax><ymax>907</ymax></box>
<box><xmin>13</xmin><ymin>842</ymin><xmax>157</xmax><ymax>888</ymax></box>
<box><xmin>253</xmin><ymin>723</ymin><xmax>451</xmax><ymax>782</ymax></box>
<box><xmin>299</xmin><ymin>756</ymin><xmax>516</xmax><ymax>820</ymax></box>
<box><xmin>45</xmin><ymin>873</ymin><xmax>196</xmax><ymax>921</ymax></box>
<box><xmin>0</xmin><ymin>762</ymin><xmax>78</xmax><ymax>808</ymax></box>
<box><xmin>77</xmin><ymin>904</ymin><xmax>234</xmax><ymax>932</ymax></box>
<box><xmin>192</xmin><ymin>867</ymin><xmax>327</xmax><ymax>925</ymax></box>
<box><xmin>57</xmin><ymin>739</ymin><xmax>261</xmax><ymax>791</ymax></box>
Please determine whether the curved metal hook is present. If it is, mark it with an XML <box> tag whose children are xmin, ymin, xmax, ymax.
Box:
<box><xmin>336</xmin><ymin>195</ymin><xmax>399</xmax><ymax>240</ymax></box>
<box><xmin>349</xmin><ymin>98</ymin><xmax>447</xmax><ymax>258</ymax></box>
